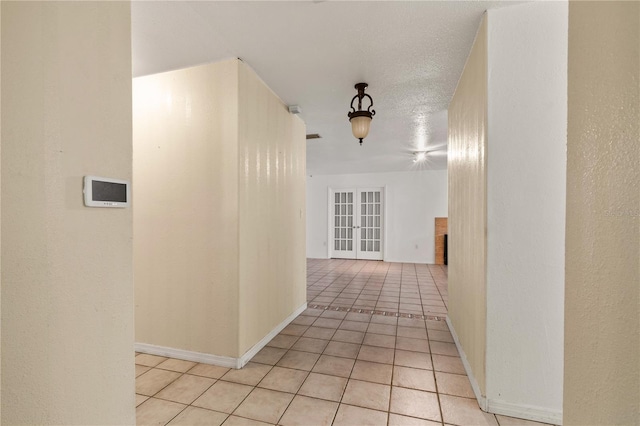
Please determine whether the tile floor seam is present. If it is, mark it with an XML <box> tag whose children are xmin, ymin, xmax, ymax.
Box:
<box><xmin>269</xmin><ymin>304</ymin><xmax>355</xmax><ymax>425</ymax></box>
<box><xmin>335</xmin><ymin>261</ymin><xmax>365</xmax><ymax>304</ymax></box>
<box><xmin>206</xmin><ymin>356</ymin><xmax>281</xmax><ymax>423</ymax></box>
<box><xmin>148</xmin><ymin>397</ymin><xmax>188</xmax><ymax>426</ymax></box>
<box><xmin>321</xmin><ymin>308</ymin><xmax>363</xmax><ymax>426</ymax></box>
<box><xmin>140</xmin><ymin>362</ymin><xmax>225</xmax><ymax>424</ymax></box>
<box><xmin>425</xmin><ymin>319</ymin><xmax>446</xmax><ymax>426</ymax></box>
<box><xmin>225</xmin><ymin>363</ymin><xmax>277</xmax><ymax>424</ymax></box>
<box><xmin>304</xmin><ymin>308</ymin><xmax>353</xmax><ymax>426</ymax></box>
<box><xmin>428</xmin><ymin>264</ymin><xmax>448</xmax><ymax>311</ymax></box>
<box><xmin>385</xmin><ymin>309</ymin><xmax>399</xmax><ymax>426</ymax></box>
<box><xmin>268</xmin><ymin>364</ymin><xmax>311</xmax><ymax>425</ymax></box>
<box><xmin>410</xmin><ymin>262</ymin><xmax>432</xmax><ymax>323</ymax></box>
<box><xmin>136</xmin><ymin>367</ymin><xmax>185</xmax><ymax>398</ymax></box>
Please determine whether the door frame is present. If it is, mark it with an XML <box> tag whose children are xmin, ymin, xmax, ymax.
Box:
<box><xmin>327</xmin><ymin>186</ymin><xmax>386</xmax><ymax>260</ymax></box>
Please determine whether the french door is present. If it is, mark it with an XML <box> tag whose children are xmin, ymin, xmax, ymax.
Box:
<box><xmin>330</xmin><ymin>187</ymin><xmax>384</xmax><ymax>260</ymax></box>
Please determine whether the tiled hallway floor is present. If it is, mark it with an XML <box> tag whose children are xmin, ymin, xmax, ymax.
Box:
<box><xmin>306</xmin><ymin>259</ymin><xmax>449</xmax><ymax>318</ymax></box>
<box><xmin>136</xmin><ymin>259</ymin><xmax>550</xmax><ymax>426</ymax></box>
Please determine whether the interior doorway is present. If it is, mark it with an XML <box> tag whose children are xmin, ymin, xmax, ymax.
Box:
<box><xmin>329</xmin><ymin>187</ymin><xmax>384</xmax><ymax>260</ymax></box>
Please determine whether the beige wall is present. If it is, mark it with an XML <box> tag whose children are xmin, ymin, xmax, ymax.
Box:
<box><xmin>564</xmin><ymin>2</ymin><xmax>640</xmax><ymax>424</ymax></box>
<box><xmin>447</xmin><ymin>15</ymin><xmax>488</xmax><ymax>397</ymax></box>
<box><xmin>134</xmin><ymin>59</ymin><xmax>306</xmax><ymax>360</ymax></box>
<box><xmin>134</xmin><ymin>60</ymin><xmax>240</xmax><ymax>357</ymax></box>
<box><xmin>0</xmin><ymin>3</ymin><xmax>3</xmax><ymax>418</ymax></box>
<box><xmin>237</xmin><ymin>62</ymin><xmax>307</xmax><ymax>354</ymax></box>
<box><xmin>1</xmin><ymin>2</ymin><xmax>134</xmax><ymax>424</ymax></box>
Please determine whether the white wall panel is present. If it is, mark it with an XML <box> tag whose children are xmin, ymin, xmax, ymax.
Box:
<box><xmin>485</xmin><ymin>3</ymin><xmax>567</xmax><ymax>422</ymax></box>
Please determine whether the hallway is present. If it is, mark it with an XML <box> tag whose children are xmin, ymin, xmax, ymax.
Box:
<box><xmin>135</xmin><ymin>260</ymin><xmax>550</xmax><ymax>426</ymax></box>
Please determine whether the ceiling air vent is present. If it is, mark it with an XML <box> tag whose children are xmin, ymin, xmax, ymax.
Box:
<box><xmin>306</xmin><ymin>134</ymin><xmax>322</xmax><ymax>140</ymax></box>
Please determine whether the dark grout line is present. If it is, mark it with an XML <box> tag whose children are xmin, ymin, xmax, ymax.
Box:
<box><xmin>425</xmin><ymin>320</ymin><xmax>447</xmax><ymax>426</ymax></box>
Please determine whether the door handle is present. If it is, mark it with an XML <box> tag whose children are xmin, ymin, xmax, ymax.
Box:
<box><xmin>353</xmin><ymin>226</ymin><xmax>360</xmax><ymax>229</ymax></box>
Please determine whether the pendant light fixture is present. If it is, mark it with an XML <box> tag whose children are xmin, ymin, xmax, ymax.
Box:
<box><xmin>348</xmin><ymin>83</ymin><xmax>375</xmax><ymax>145</ymax></box>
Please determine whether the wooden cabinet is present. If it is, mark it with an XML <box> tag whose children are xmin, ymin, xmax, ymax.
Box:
<box><xmin>435</xmin><ymin>217</ymin><xmax>448</xmax><ymax>265</ymax></box>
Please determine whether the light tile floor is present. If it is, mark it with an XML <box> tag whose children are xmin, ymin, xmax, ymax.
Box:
<box><xmin>306</xmin><ymin>259</ymin><xmax>449</xmax><ymax>317</ymax></box>
<box><xmin>136</xmin><ymin>259</ymin><xmax>552</xmax><ymax>426</ymax></box>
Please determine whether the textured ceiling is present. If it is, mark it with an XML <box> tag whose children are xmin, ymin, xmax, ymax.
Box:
<box><xmin>132</xmin><ymin>1</ymin><xmax>517</xmax><ymax>175</ymax></box>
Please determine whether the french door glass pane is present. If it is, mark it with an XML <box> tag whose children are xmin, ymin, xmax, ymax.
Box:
<box><xmin>333</xmin><ymin>189</ymin><xmax>382</xmax><ymax>258</ymax></box>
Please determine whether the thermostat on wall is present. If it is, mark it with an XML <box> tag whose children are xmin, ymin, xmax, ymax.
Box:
<box><xmin>83</xmin><ymin>176</ymin><xmax>130</xmax><ymax>208</ymax></box>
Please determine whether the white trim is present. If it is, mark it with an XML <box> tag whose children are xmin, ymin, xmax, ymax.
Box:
<box><xmin>135</xmin><ymin>342</ymin><xmax>239</xmax><ymax>368</ymax></box>
<box><xmin>328</xmin><ymin>187</ymin><xmax>357</xmax><ymax>259</ymax></box>
<box><xmin>327</xmin><ymin>187</ymin><xmax>332</xmax><ymax>259</ymax></box>
<box><xmin>486</xmin><ymin>399</ymin><xmax>562</xmax><ymax>425</ymax></box>
<box><xmin>446</xmin><ymin>315</ymin><xmax>562</xmax><ymax>424</ymax></box>
<box><xmin>327</xmin><ymin>186</ymin><xmax>385</xmax><ymax>261</ymax></box>
<box><xmin>237</xmin><ymin>302</ymin><xmax>307</xmax><ymax>368</ymax></box>
<box><xmin>136</xmin><ymin>302</ymin><xmax>307</xmax><ymax>369</ymax></box>
<box><xmin>383</xmin><ymin>185</ymin><xmax>388</xmax><ymax>261</ymax></box>
<box><xmin>354</xmin><ymin>187</ymin><xmax>384</xmax><ymax>261</ymax></box>
<box><xmin>446</xmin><ymin>316</ymin><xmax>488</xmax><ymax>411</ymax></box>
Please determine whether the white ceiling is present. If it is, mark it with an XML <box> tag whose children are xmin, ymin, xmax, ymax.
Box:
<box><xmin>132</xmin><ymin>1</ymin><xmax>515</xmax><ymax>176</ymax></box>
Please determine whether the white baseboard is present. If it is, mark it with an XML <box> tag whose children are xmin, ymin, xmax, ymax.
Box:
<box><xmin>135</xmin><ymin>342</ymin><xmax>239</xmax><ymax>368</ymax></box>
<box><xmin>446</xmin><ymin>315</ymin><xmax>488</xmax><ymax>410</ymax></box>
<box><xmin>136</xmin><ymin>302</ymin><xmax>308</xmax><ymax>369</ymax></box>
<box><xmin>446</xmin><ymin>316</ymin><xmax>562</xmax><ymax>425</ymax></box>
<box><xmin>487</xmin><ymin>399</ymin><xmax>562</xmax><ymax>425</ymax></box>
<box><xmin>237</xmin><ymin>302</ymin><xmax>307</xmax><ymax>368</ymax></box>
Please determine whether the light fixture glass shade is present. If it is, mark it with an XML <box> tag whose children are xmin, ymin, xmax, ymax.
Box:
<box><xmin>351</xmin><ymin>115</ymin><xmax>372</xmax><ymax>139</ymax></box>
